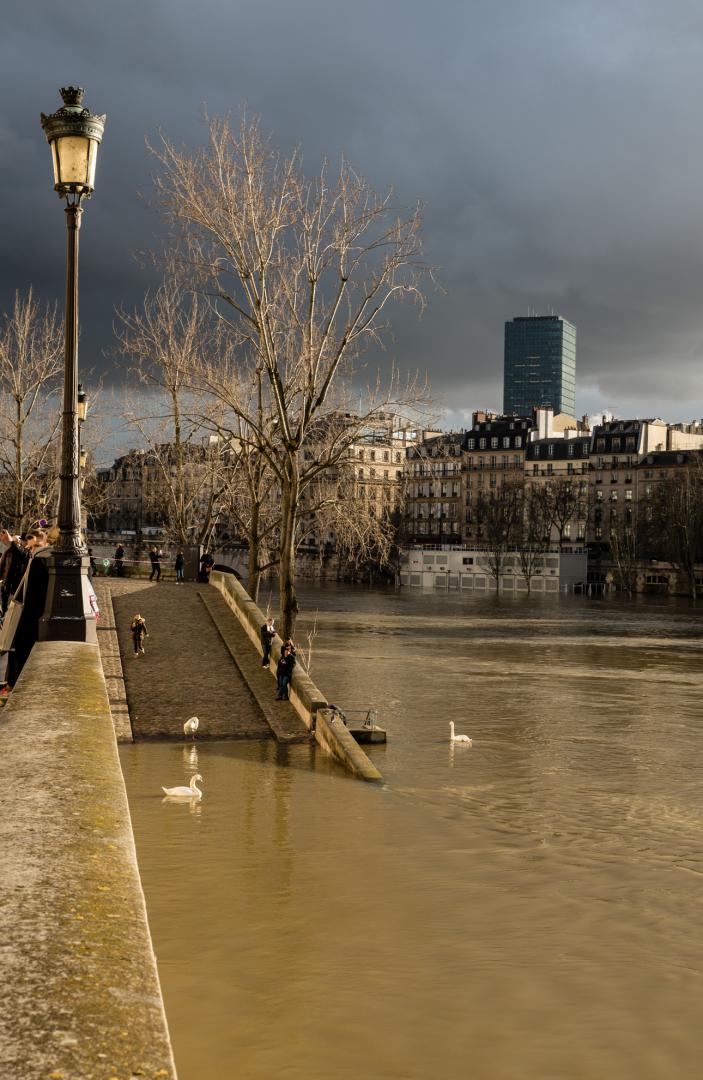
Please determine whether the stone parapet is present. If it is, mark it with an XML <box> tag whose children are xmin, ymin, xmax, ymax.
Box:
<box><xmin>0</xmin><ymin>641</ymin><xmax>177</xmax><ymax>1080</ymax></box>
<box><xmin>210</xmin><ymin>572</ymin><xmax>383</xmax><ymax>781</ymax></box>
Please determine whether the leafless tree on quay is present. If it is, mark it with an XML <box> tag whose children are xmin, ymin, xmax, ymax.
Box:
<box><xmin>151</xmin><ymin>114</ymin><xmax>431</xmax><ymax>636</ymax></box>
<box><xmin>116</xmin><ymin>278</ymin><xmax>229</xmax><ymax>550</ymax></box>
<box><xmin>0</xmin><ymin>288</ymin><xmax>63</xmax><ymax>532</ymax></box>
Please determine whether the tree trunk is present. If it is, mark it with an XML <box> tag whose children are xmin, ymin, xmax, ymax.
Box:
<box><xmin>247</xmin><ymin>502</ymin><xmax>261</xmax><ymax>603</ymax></box>
<box><xmin>279</xmin><ymin>459</ymin><xmax>299</xmax><ymax>640</ymax></box>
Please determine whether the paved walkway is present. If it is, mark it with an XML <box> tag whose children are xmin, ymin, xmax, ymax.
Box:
<box><xmin>104</xmin><ymin>579</ymin><xmax>272</xmax><ymax>740</ymax></box>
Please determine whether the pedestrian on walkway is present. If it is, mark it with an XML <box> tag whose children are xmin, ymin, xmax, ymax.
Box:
<box><xmin>130</xmin><ymin>613</ymin><xmax>149</xmax><ymax>656</ymax></box>
<box><xmin>114</xmin><ymin>543</ymin><xmax>125</xmax><ymax>577</ymax></box>
<box><xmin>149</xmin><ymin>546</ymin><xmax>162</xmax><ymax>581</ymax></box>
<box><xmin>198</xmin><ymin>550</ymin><xmax>215</xmax><ymax>583</ymax></box>
<box><xmin>275</xmin><ymin>643</ymin><xmax>296</xmax><ymax>700</ymax></box>
<box><xmin>0</xmin><ymin>528</ymin><xmax>29</xmax><ymax>615</ymax></box>
<box><xmin>88</xmin><ymin>548</ymin><xmax>97</xmax><ymax>578</ymax></box>
<box><xmin>175</xmin><ymin>550</ymin><xmax>185</xmax><ymax>584</ymax></box>
<box><xmin>260</xmin><ymin>616</ymin><xmax>275</xmax><ymax>667</ymax></box>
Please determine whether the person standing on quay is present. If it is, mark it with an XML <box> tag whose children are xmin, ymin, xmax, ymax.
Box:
<box><xmin>130</xmin><ymin>613</ymin><xmax>148</xmax><ymax>657</ymax></box>
<box><xmin>198</xmin><ymin>550</ymin><xmax>215</xmax><ymax>583</ymax></box>
<box><xmin>114</xmin><ymin>542</ymin><xmax>125</xmax><ymax>577</ymax></box>
<box><xmin>275</xmin><ymin>643</ymin><xmax>296</xmax><ymax>700</ymax></box>
<box><xmin>261</xmin><ymin>616</ymin><xmax>275</xmax><ymax>668</ymax></box>
<box><xmin>175</xmin><ymin>550</ymin><xmax>185</xmax><ymax>584</ymax></box>
<box><xmin>149</xmin><ymin>546</ymin><xmax>162</xmax><ymax>582</ymax></box>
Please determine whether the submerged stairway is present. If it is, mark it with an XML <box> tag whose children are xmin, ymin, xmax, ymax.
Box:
<box><xmin>98</xmin><ymin>578</ymin><xmax>307</xmax><ymax>742</ymax></box>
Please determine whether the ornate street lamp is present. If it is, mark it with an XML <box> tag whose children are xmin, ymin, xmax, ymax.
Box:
<box><xmin>38</xmin><ymin>87</ymin><xmax>105</xmax><ymax>642</ymax></box>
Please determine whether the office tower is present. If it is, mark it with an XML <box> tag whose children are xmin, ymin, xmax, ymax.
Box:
<box><xmin>503</xmin><ymin>314</ymin><xmax>576</xmax><ymax>416</ymax></box>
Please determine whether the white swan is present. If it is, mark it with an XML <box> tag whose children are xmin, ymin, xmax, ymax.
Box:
<box><xmin>183</xmin><ymin>715</ymin><xmax>199</xmax><ymax>738</ymax></box>
<box><xmin>449</xmin><ymin>721</ymin><xmax>472</xmax><ymax>745</ymax></box>
<box><xmin>162</xmin><ymin>773</ymin><xmax>203</xmax><ymax>798</ymax></box>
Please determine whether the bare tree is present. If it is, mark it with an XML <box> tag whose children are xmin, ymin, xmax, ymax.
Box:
<box><xmin>609</xmin><ymin>506</ymin><xmax>641</xmax><ymax>596</ymax></box>
<box><xmin>0</xmin><ymin>288</ymin><xmax>63</xmax><ymax>530</ymax></box>
<box><xmin>477</xmin><ymin>478</ymin><xmax>523</xmax><ymax>590</ymax></box>
<box><xmin>648</xmin><ymin>461</ymin><xmax>703</xmax><ymax>599</ymax></box>
<box><xmin>516</xmin><ymin>482</ymin><xmax>550</xmax><ymax>593</ymax></box>
<box><xmin>152</xmin><ymin>115</ymin><xmax>430</xmax><ymax>636</ymax></box>
<box><xmin>116</xmin><ymin>278</ymin><xmax>229</xmax><ymax>549</ymax></box>
<box><xmin>540</xmin><ymin>477</ymin><xmax>588</xmax><ymax>547</ymax></box>
<box><xmin>217</xmin><ymin>401</ymin><xmax>281</xmax><ymax>602</ymax></box>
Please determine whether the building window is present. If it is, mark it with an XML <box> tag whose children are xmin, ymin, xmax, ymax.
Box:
<box><xmin>625</xmin><ymin>489</ymin><xmax>633</xmax><ymax>500</ymax></box>
<box><xmin>479</xmin><ymin>438</ymin><xmax>486</xmax><ymax>449</ymax></box>
<box><xmin>467</xmin><ymin>438</ymin><xmax>475</xmax><ymax>450</ymax></box>
<box><xmin>503</xmin><ymin>437</ymin><xmax>510</xmax><ymax>448</ymax></box>
<box><xmin>515</xmin><ymin>436</ymin><xmax>522</xmax><ymax>448</ymax></box>
<box><xmin>491</xmin><ymin>437</ymin><xmax>498</xmax><ymax>449</ymax></box>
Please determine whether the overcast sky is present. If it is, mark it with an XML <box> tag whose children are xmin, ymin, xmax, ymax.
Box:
<box><xmin>3</xmin><ymin>0</ymin><xmax>703</xmax><ymax>430</ymax></box>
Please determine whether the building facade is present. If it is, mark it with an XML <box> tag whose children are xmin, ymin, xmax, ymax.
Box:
<box><xmin>503</xmin><ymin>315</ymin><xmax>576</xmax><ymax>416</ymax></box>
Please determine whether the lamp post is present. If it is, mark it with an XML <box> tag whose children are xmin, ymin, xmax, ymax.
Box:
<box><xmin>38</xmin><ymin>87</ymin><xmax>105</xmax><ymax>643</ymax></box>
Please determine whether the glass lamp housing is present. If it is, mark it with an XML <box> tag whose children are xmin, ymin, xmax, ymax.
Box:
<box><xmin>41</xmin><ymin>87</ymin><xmax>105</xmax><ymax>198</ymax></box>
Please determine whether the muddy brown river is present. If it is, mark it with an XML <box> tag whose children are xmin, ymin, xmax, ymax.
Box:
<box><xmin>120</xmin><ymin>586</ymin><xmax>703</xmax><ymax>1079</ymax></box>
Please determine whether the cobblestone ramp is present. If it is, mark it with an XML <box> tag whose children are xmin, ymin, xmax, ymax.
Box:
<box><xmin>108</xmin><ymin>579</ymin><xmax>272</xmax><ymax>740</ymax></box>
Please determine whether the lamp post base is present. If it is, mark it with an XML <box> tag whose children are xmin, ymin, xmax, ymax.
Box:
<box><xmin>38</xmin><ymin>550</ymin><xmax>98</xmax><ymax>644</ymax></box>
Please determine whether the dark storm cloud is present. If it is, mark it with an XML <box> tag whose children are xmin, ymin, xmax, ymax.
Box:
<box><xmin>3</xmin><ymin>0</ymin><xmax>703</xmax><ymax>423</ymax></box>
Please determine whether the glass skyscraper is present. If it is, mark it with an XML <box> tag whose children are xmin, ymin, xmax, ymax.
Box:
<box><xmin>503</xmin><ymin>315</ymin><xmax>576</xmax><ymax>416</ymax></box>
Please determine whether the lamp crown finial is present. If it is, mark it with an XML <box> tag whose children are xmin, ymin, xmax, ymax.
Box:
<box><xmin>59</xmin><ymin>86</ymin><xmax>85</xmax><ymax>108</ymax></box>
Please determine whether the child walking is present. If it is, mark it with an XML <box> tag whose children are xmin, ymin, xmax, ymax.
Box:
<box><xmin>130</xmin><ymin>613</ymin><xmax>149</xmax><ymax>657</ymax></box>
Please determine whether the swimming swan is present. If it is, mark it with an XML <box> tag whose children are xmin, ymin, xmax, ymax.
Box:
<box><xmin>162</xmin><ymin>773</ymin><xmax>203</xmax><ymax>798</ymax></box>
<box><xmin>449</xmin><ymin>721</ymin><xmax>472</xmax><ymax>745</ymax></box>
<box><xmin>183</xmin><ymin>715</ymin><xmax>199</xmax><ymax>737</ymax></box>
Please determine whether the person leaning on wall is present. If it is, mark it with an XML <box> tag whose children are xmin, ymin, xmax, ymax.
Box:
<box><xmin>6</xmin><ymin>529</ymin><xmax>51</xmax><ymax>688</ymax></box>
<box><xmin>0</xmin><ymin>529</ymin><xmax>29</xmax><ymax>615</ymax></box>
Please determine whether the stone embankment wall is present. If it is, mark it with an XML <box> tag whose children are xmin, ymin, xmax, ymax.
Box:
<box><xmin>210</xmin><ymin>571</ymin><xmax>383</xmax><ymax>782</ymax></box>
<box><xmin>0</xmin><ymin>641</ymin><xmax>177</xmax><ymax>1080</ymax></box>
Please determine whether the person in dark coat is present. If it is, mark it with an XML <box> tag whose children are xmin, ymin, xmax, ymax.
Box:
<box><xmin>198</xmin><ymin>551</ymin><xmax>215</xmax><ymax>583</ymax></box>
<box><xmin>149</xmin><ymin>546</ymin><xmax>162</xmax><ymax>581</ymax></box>
<box><xmin>114</xmin><ymin>543</ymin><xmax>125</xmax><ymax>577</ymax></box>
<box><xmin>175</xmin><ymin>550</ymin><xmax>185</xmax><ymax>584</ymax></box>
<box><xmin>6</xmin><ymin>530</ymin><xmax>50</xmax><ymax>687</ymax></box>
<box><xmin>275</xmin><ymin>644</ymin><xmax>296</xmax><ymax>700</ymax></box>
<box><xmin>260</xmin><ymin>617</ymin><xmax>275</xmax><ymax>667</ymax></box>
<box><xmin>0</xmin><ymin>529</ymin><xmax>29</xmax><ymax>614</ymax></box>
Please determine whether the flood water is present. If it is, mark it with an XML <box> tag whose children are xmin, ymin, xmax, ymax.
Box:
<box><xmin>120</xmin><ymin>587</ymin><xmax>703</xmax><ymax>1080</ymax></box>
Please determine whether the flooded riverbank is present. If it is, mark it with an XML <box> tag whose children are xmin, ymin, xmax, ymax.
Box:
<box><xmin>120</xmin><ymin>587</ymin><xmax>703</xmax><ymax>1079</ymax></box>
